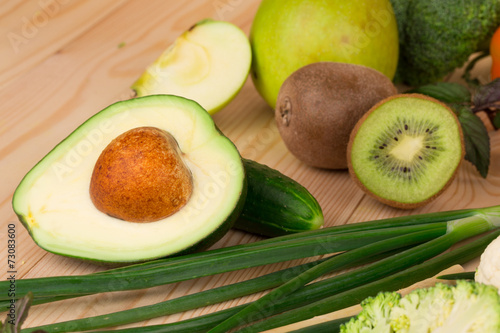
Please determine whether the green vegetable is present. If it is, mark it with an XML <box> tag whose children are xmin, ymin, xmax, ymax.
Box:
<box><xmin>208</xmin><ymin>229</ymin><xmax>443</xmax><ymax>333</ymax></box>
<box><xmin>21</xmin><ymin>258</ymin><xmax>327</xmax><ymax>333</ymax></box>
<box><xmin>21</xmin><ymin>243</ymin><xmax>409</xmax><ymax>333</ymax></box>
<box><xmin>342</xmin><ymin>291</ymin><xmax>400</xmax><ymax>332</ymax></box>
<box><xmin>1</xmin><ymin>223</ymin><xmax>442</xmax><ymax>301</ymax></box>
<box><xmin>438</xmin><ymin>271</ymin><xmax>475</xmax><ymax>280</ymax></box>
<box><xmin>287</xmin><ymin>317</ymin><xmax>351</xmax><ymax>333</ymax></box>
<box><xmin>23</xmin><ymin>208</ymin><xmax>500</xmax><ymax>332</ymax></box>
<box><xmin>12</xmin><ymin>206</ymin><xmax>500</xmax><ymax>332</ymax></box>
<box><xmin>213</xmin><ymin>214</ymin><xmax>500</xmax><ymax>332</ymax></box>
<box><xmin>340</xmin><ymin>280</ymin><xmax>500</xmax><ymax>332</ymax></box>
<box><xmin>91</xmin><ymin>308</ymin><xmax>241</xmax><ymax>333</ymax></box>
<box><xmin>390</xmin><ymin>0</ymin><xmax>500</xmax><ymax>86</ymax></box>
<box><xmin>234</xmin><ymin>230</ymin><xmax>500</xmax><ymax>333</ymax></box>
<box><xmin>8</xmin><ymin>202</ymin><xmax>484</xmax><ymax>304</ymax></box>
<box><xmin>83</xmin><ymin>230</ymin><xmax>500</xmax><ymax>333</ymax></box>
<box><xmin>235</xmin><ymin>159</ymin><xmax>324</xmax><ymax>236</ymax></box>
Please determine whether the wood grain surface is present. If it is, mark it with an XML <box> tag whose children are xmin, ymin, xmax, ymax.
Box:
<box><xmin>0</xmin><ymin>0</ymin><xmax>498</xmax><ymax>331</ymax></box>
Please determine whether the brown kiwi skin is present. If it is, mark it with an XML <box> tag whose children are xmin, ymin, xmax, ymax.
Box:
<box><xmin>275</xmin><ymin>62</ymin><xmax>397</xmax><ymax>170</ymax></box>
<box><xmin>347</xmin><ymin>93</ymin><xmax>465</xmax><ymax>209</ymax></box>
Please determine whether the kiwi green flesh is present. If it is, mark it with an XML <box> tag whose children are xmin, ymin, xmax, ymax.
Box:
<box><xmin>349</xmin><ymin>95</ymin><xmax>463</xmax><ymax>207</ymax></box>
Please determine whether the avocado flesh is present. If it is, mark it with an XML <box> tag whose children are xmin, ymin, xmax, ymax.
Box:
<box><xmin>12</xmin><ymin>95</ymin><xmax>246</xmax><ymax>263</ymax></box>
<box><xmin>131</xmin><ymin>19</ymin><xmax>251</xmax><ymax>115</ymax></box>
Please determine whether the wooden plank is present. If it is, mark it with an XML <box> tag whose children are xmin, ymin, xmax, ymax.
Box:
<box><xmin>0</xmin><ymin>0</ymin><xmax>128</xmax><ymax>88</ymax></box>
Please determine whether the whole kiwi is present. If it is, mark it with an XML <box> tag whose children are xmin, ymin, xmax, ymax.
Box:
<box><xmin>275</xmin><ymin>62</ymin><xmax>397</xmax><ymax>169</ymax></box>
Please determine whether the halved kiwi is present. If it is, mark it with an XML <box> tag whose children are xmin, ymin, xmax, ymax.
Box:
<box><xmin>347</xmin><ymin>94</ymin><xmax>465</xmax><ymax>209</ymax></box>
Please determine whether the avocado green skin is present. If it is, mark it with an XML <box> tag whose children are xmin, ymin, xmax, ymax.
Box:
<box><xmin>234</xmin><ymin>159</ymin><xmax>324</xmax><ymax>237</ymax></box>
<box><xmin>174</xmin><ymin>175</ymin><xmax>247</xmax><ymax>258</ymax></box>
<box><xmin>12</xmin><ymin>95</ymin><xmax>247</xmax><ymax>265</ymax></box>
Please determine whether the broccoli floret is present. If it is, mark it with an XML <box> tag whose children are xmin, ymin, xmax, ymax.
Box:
<box><xmin>434</xmin><ymin>280</ymin><xmax>500</xmax><ymax>332</ymax></box>
<box><xmin>387</xmin><ymin>0</ymin><xmax>409</xmax><ymax>48</ymax></box>
<box><xmin>389</xmin><ymin>0</ymin><xmax>500</xmax><ymax>86</ymax></box>
<box><xmin>340</xmin><ymin>281</ymin><xmax>500</xmax><ymax>332</ymax></box>
<box><xmin>340</xmin><ymin>292</ymin><xmax>401</xmax><ymax>333</ymax></box>
<box><xmin>389</xmin><ymin>283</ymin><xmax>455</xmax><ymax>332</ymax></box>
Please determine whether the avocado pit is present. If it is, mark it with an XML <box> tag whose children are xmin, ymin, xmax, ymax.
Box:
<box><xmin>89</xmin><ymin>126</ymin><xmax>193</xmax><ymax>223</ymax></box>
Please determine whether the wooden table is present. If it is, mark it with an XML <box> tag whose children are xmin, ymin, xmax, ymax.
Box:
<box><xmin>1</xmin><ymin>0</ymin><xmax>498</xmax><ymax>331</ymax></box>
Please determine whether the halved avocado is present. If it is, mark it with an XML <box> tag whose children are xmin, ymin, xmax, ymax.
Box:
<box><xmin>12</xmin><ymin>95</ymin><xmax>246</xmax><ymax>264</ymax></box>
<box><xmin>131</xmin><ymin>19</ymin><xmax>252</xmax><ymax>115</ymax></box>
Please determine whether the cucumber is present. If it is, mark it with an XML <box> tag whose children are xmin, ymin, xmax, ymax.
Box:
<box><xmin>234</xmin><ymin>159</ymin><xmax>324</xmax><ymax>237</ymax></box>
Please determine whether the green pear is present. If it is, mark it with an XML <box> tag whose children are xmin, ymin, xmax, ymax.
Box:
<box><xmin>250</xmin><ymin>0</ymin><xmax>399</xmax><ymax>108</ymax></box>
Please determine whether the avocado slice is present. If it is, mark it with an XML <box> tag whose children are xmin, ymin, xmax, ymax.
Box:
<box><xmin>12</xmin><ymin>95</ymin><xmax>246</xmax><ymax>264</ymax></box>
<box><xmin>131</xmin><ymin>19</ymin><xmax>252</xmax><ymax>115</ymax></box>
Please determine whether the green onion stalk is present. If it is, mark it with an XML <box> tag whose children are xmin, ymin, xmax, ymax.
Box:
<box><xmin>2</xmin><ymin>223</ymin><xmax>449</xmax><ymax>302</ymax></box>
<box><xmin>21</xmin><ymin>226</ymin><xmax>441</xmax><ymax>333</ymax></box>
<box><xmin>75</xmin><ymin>229</ymin><xmax>500</xmax><ymax>333</ymax></box>
<box><xmin>14</xmin><ymin>205</ymin><xmax>500</xmax><ymax>333</ymax></box>
<box><xmin>234</xmin><ymin>213</ymin><xmax>500</xmax><ymax>332</ymax></box>
<box><xmin>285</xmin><ymin>317</ymin><xmax>351</xmax><ymax>333</ymax></box>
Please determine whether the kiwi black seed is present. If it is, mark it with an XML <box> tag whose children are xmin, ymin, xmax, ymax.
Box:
<box><xmin>275</xmin><ymin>62</ymin><xmax>397</xmax><ymax>169</ymax></box>
<box><xmin>348</xmin><ymin>94</ymin><xmax>464</xmax><ymax>209</ymax></box>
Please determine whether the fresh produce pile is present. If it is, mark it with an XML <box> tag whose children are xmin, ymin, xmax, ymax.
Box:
<box><xmin>4</xmin><ymin>0</ymin><xmax>500</xmax><ymax>332</ymax></box>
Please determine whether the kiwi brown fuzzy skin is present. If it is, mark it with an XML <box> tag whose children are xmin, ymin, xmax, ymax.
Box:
<box><xmin>275</xmin><ymin>62</ymin><xmax>397</xmax><ymax>170</ymax></box>
<box><xmin>347</xmin><ymin>93</ymin><xmax>465</xmax><ymax>209</ymax></box>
